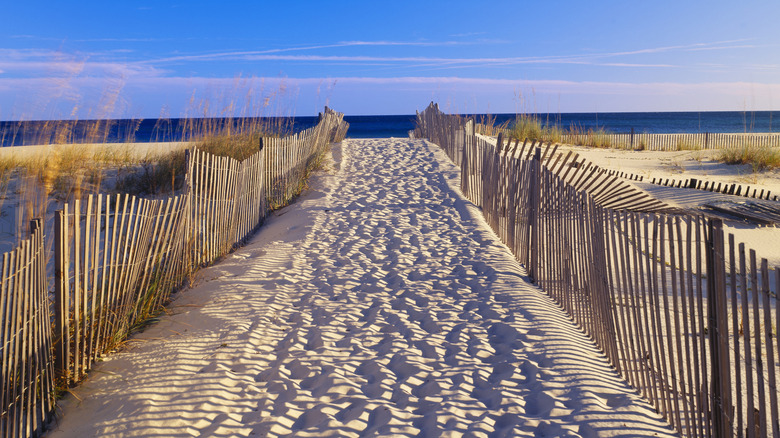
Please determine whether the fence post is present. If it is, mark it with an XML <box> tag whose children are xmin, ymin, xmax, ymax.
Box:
<box><xmin>183</xmin><ymin>149</ymin><xmax>193</xmax><ymax>280</ymax></box>
<box><xmin>29</xmin><ymin>218</ymin><xmax>41</xmax><ymax>235</ymax></box>
<box><xmin>54</xmin><ymin>209</ymin><xmax>70</xmax><ymax>384</ymax></box>
<box><xmin>706</xmin><ymin>218</ymin><xmax>732</xmax><ymax>438</ymax></box>
<box><xmin>528</xmin><ymin>147</ymin><xmax>541</xmax><ymax>282</ymax></box>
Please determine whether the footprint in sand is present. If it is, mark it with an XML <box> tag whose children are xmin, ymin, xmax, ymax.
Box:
<box><xmin>592</xmin><ymin>391</ymin><xmax>632</xmax><ymax>409</ymax></box>
<box><xmin>445</xmin><ymin>323</ymin><xmax>467</xmax><ymax>343</ymax></box>
<box><xmin>360</xmin><ymin>405</ymin><xmax>392</xmax><ymax>437</ymax></box>
<box><xmin>387</xmin><ymin>353</ymin><xmax>425</xmax><ymax>380</ymax></box>
<box><xmin>336</xmin><ymin>398</ymin><xmax>369</xmax><ymax>423</ymax></box>
<box><xmin>291</xmin><ymin>403</ymin><xmax>330</xmax><ymax>431</ymax></box>
<box><xmin>414</xmin><ymin>339</ymin><xmax>440</xmax><ymax>360</ymax></box>
<box><xmin>524</xmin><ymin>390</ymin><xmax>556</xmax><ymax>416</ymax></box>
<box><xmin>285</xmin><ymin>358</ymin><xmax>313</xmax><ymax>380</ymax></box>
<box><xmin>391</xmin><ymin>386</ymin><xmax>411</xmax><ymax>409</ymax></box>
<box><xmin>300</xmin><ymin>365</ymin><xmax>334</xmax><ymax>391</ymax></box>
<box><xmin>305</xmin><ymin>327</ymin><xmax>325</xmax><ymax>350</ymax></box>
<box><xmin>466</xmin><ymin>337</ymin><xmax>494</xmax><ymax>363</ymax></box>
<box><xmin>488</xmin><ymin>361</ymin><xmax>516</xmax><ymax>384</ymax></box>
<box><xmin>487</xmin><ymin>322</ymin><xmax>524</xmax><ymax>355</ymax></box>
<box><xmin>471</xmin><ymin>385</ymin><xmax>503</xmax><ymax>410</ymax></box>
<box><xmin>414</xmin><ymin>413</ymin><xmax>441</xmax><ymax>437</ymax></box>
<box><xmin>519</xmin><ymin>360</ymin><xmax>541</xmax><ymax>385</ymax></box>
<box><xmin>444</xmin><ymin>344</ymin><xmax>462</xmax><ymax>366</ymax></box>
<box><xmin>267</xmin><ymin>380</ymin><xmax>296</xmax><ymax>416</ymax></box>
<box><xmin>476</xmin><ymin>303</ymin><xmax>503</xmax><ymax>321</ymax></box>
<box><xmin>492</xmin><ymin>412</ymin><xmax>520</xmax><ymax>437</ymax></box>
<box><xmin>411</xmin><ymin>377</ymin><xmax>443</xmax><ymax>399</ymax></box>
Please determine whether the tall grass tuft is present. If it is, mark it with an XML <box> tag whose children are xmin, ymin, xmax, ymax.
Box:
<box><xmin>565</xmin><ymin>124</ymin><xmax>614</xmax><ymax>148</ymax></box>
<box><xmin>506</xmin><ymin>115</ymin><xmax>563</xmax><ymax>143</ymax></box>
<box><xmin>503</xmin><ymin>116</ymin><xmax>619</xmax><ymax>148</ymax></box>
<box><xmin>114</xmin><ymin>150</ymin><xmax>188</xmax><ymax>196</ymax></box>
<box><xmin>676</xmin><ymin>139</ymin><xmax>703</xmax><ymax>151</ymax></box>
<box><xmin>717</xmin><ymin>142</ymin><xmax>780</xmax><ymax>171</ymax></box>
<box><xmin>195</xmin><ymin>132</ymin><xmax>264</xmax><ymax>161</ymax></box>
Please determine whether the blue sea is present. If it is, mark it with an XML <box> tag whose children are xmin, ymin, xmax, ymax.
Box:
<box><xmin>0</xmin><ymin>111</ymin><xmax>777</xmax><ymax>146</ymax></box>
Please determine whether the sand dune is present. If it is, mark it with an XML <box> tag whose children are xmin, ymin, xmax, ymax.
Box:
<box><xmin>46</xmin><ymin>139</ymin><xmax>675</xmax><ymax>437</ymax></box>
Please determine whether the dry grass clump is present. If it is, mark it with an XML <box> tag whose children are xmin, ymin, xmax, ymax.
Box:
<box><xmin>2</xmin><ymin>118</ymin><xmax>142</xmax><ymax>147</ymax></box>
<box><xmin>17</xmin><ymin>144</ymin><xmax>139</xmax><ymax>200</ymax></box>
<box><xmin>114</xmin><ymin>150</ymin><xmax>187</xmax><ymax>196</ymax></box>
<box><xmin>676</xmin><ymin>139</ymin><xmax>703</xmax><ymax>151</ymax></box>
<box><xmin>717</xmin><ymin>143</ymin><xmax>780</xmax><ymax>171</ymax></box>
<box><xmin>116</xmin><ymin>121</ymin><xmax>280</xmax><ymax>196</ymax></box>
<box><xmin>565</xmin><ymin>124</ymin><xmax>614</xmax><ymax>148</ymax></box>
<box><xmin>498</xmin><ymin>116</ymin><xmax>615</xmax><ymax>148</ymax></box>
<box><xmin>0</xmin><ymin>157</ymin><xmax>17</xmax><ymax>192</ymax></box>
<box><xmin>195</xmin><ymin>132</ymin><xmax>263</xmax><ymax>161</ymax></box>
<box><xmin>507</xmin><ymin>115</ymin><xmax>563</xmax><ymax>143</ymax></box>
<box><xmin>3</xmin><ymin>144</ymin><xmax>145</xmax><ymax>236</ymax></box>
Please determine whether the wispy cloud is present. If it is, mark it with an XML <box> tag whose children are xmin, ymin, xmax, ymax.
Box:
<box><xmin>449</xmin><ymin>32</ymin><xmax>486</xmax><ymax>38</ymax></box>
<box><xmin>3</xmin><ymin>74</ymin><xmax>779</xmax><ymax>118</ymax></box>
<box><xmin>139</xmin><ymin>38</ymin><xmax>757</xmax><ymax>71</ymax></box>
<box><xmin>337</xmin><ymin>40</ymin><xmax>464</xmax><ymax>47</ymax></box>
<box><xmin>585</xmin><ymin>39</ymin><xmax>754</xmax><ymax>58</ymax></box>
<box><xmin>144</xmin><ymin>40</ymin><xmax>475</xmax><ymax>64</ymax></box>
<box><xmin>73</xmin><ymin>37</ymin><xmax>169</xmax><ymax>43</ymax></box>
<box><xmin>0</xmin><ymin>48</ymin><xmax>165</xmax><ymax>78</ymax></box>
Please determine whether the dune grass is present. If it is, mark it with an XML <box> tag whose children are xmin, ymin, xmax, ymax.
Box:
<box><xmin>717</xmin><ymin>142</ymin><xmax>780</xmax><ymax>171</ymax></box>
<box><xmin>506</xmin><ymin>115</ymin><xmax>563</xmax><ymax>144</ymax></box>
<box><xmin>503</xmin><ymin>115</ymin><xmax>616</xmax><ymax>148</ymax></box>
<box><xmin>564</xmin><ymin>124</ymin><xmax>614</xmax><ymax>148</ymax></box>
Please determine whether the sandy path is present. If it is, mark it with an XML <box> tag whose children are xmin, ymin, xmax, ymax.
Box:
<box><xmin>47</xmin><ymin>139</ymin><xmax>676</xmax><ymax>437</ymax></box>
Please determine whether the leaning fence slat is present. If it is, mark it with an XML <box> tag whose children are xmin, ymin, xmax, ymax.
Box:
<box><xmin>0</xmin><ymin>252</ymin><xmax>10</xmax><ymax>438</ymax></box>
<box><xmin>776</xmin><ymin>267</ymin><xmax>780</xmax><ymax>437</ymax></box>
<box><xmin>749</xmin><ymin>250</ymin><xmax>767</xmax><ymax>437</ymax></box>
<box><xmin>82</xmin><ymin>196</ymin><xmax>93</xmax><ymax>368</ymax></box>
<box><xmin>761</xmin><ymin>259</ymin><xmax>778</xmax><ymax>438</ymax></box>
<box><xmin>71</xmin><ymin>199</ymin><xmax>81</xmax><ymax>380</ymax></box>
<box><xmin>728</xmin><ymin>233</ymin><xmax>744</xmax><ymax>438</ymax></box>
<box><xmin>740</xmin><ymin>243</ymin><xmax>756</xmax><ymax>438</ymax></box>
<box><xmin>11</xmin><ymin>245</ymin><xmax>22</xmax><ymax>437</ymax></box>
<box><xmin>668</xmin><ymin>217</ymin><xmax>692</xmax><ymax>436</ymax></box>
<box><xmin>55</xmin><ymin>206</ymin><xmax>71</xmax><ymax>382</ymax></box>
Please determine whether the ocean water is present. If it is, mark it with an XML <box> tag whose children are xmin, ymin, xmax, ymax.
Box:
<box><xmin>0</xmin><ymin>111</ymin><xmax>776</xmax><ymax>146</ymax></box>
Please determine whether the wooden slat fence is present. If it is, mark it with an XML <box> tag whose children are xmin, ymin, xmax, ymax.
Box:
<box><xmin>414</xmin><ymin>103</ymin><xmax>472</xmax><ymax>167</ymax></box>
<box><xmin>475</xmin><ymin>121</ymin><xmax>780</xmax><ymax>151</ymax></box>
<box><xmin>54</xmin><ymin>107</ymin><xmax>344</xmax><ymax>386</ymax></box>
<box><xmin>0</xmin><ymin>222</ymin><xmax>53</xmax><ymax>438</ymax></box>
<box><xmin>648</xmin><ymin>177</ymin><xmax>778</xmax><ymax>202</ymax></box>
<box><xmin>187</xmin><ymin>149</ymin><xmax>266</xmax><ymax>267</ymax></box>
<box><xmin>473</xmin><ymin>125</ymin><xmax>779</xmax><ymax>204</ymax></box>
<box><xmin>0</xmin><ymin>107</ymin><xmax>346</xmax><ymax>437</ymax></box>
<box><xmin>419</xmin><ymin>103</ymin><xmax>780</xmax><ymax>438</ymax></box>
<box><xmin>54</xmin><ymin>194</ymin><xmax>190</xmax><ymax>384</ymax></box>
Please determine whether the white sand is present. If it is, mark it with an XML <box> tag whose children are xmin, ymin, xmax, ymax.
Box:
<box><xmin>560</xmin><ymin>145</ymin><xmax>780</xmax><ymax>268</ymax></box>
<box><xmin>45</xmin><ymin>138</ymin><xmax>675</xmax><ymax>437</ymax></box>
<box><xmin>557</xmin><ymin>146</ymin><xmax>780</xmax><ymax>196</ymax></box>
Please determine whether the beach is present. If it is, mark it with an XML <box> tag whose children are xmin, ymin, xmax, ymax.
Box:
<box><xmin>44</xmin><ymin>138</ymin><xmax>677</xmax><ymax>437</ymax></box>
<box><xmin>555</xmin><ymin>144</ymin><xmax>780</xmax><ymax>268</ymax></box>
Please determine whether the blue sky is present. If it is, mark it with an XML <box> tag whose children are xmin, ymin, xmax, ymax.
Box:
<box><xmin>1</xmin><ymin>0</ymin><xmax>779</xmax><ymax>119</ymax></box>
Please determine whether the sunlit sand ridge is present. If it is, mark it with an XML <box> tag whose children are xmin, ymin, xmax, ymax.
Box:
<box><xmin>47</xmin><ymin>138</ymin><xmax>676</xmax><ymax>437</ymax></box>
